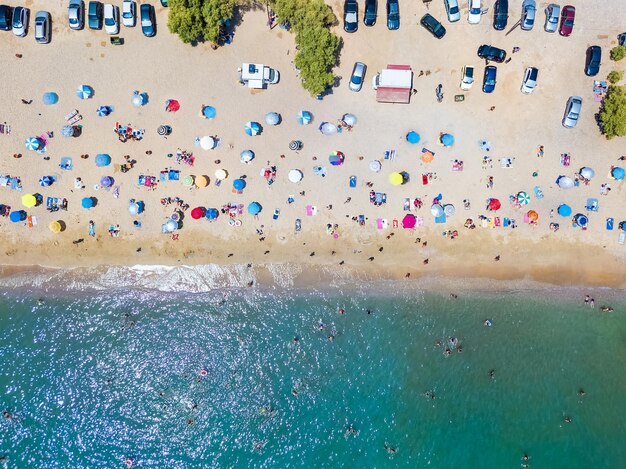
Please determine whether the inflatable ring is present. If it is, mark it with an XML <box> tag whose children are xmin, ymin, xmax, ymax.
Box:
<box><xmin>234</xmin><ymin>219</ymin><xmax>242</xmax><ymax>227</ymax></box>
<box><xmin>228</xmin><ymin>219</ymin><xmax>235</xmax><ymax>226</ymax></box>
<box><xmin>93</xmin><ymin>184</ymin><xmax>100</xmax><ymax>191</ymax></box>
<box><xmin>199</xmin><ymin>369</ymin><xmax>208</xmax><ymax>377</ymax></box>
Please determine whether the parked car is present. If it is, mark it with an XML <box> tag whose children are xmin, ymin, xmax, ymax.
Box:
<box><xmin>468</xmin><ymin>0</ymin><xmax>481</xmax><ymax>24</ymax></box>
<box><xmin>460</xmin><ymin>65</ymin><xmax>474</xmax><ymax>90</ymax></box>
<box><xmin>88</xmin><ymin>1</ymin><xmax>103</xmax><ymax>30</ymax></box>
<box><xmin>482</xmin><ymin>66</ymin><xmax>497</xmax><ymax>93</ymax></box>
<box><xmin>585</xmin><ymin>46</ymin><xmax>601</xmax><ymax>77</ymax></box>
<box><xmin>562</xmin><ymin>96</ymin><xmax>582</xmax><ymax>128</ymax></box>
<box><xmin>493</xmin><ymin>0</ymin><xmax>508</xmax><ymax>31</ymax></box>
<box><xmin>521</xmin><ymin>0</ymin><xmax>536</xmax><ymax>31</ymax></box>
<box><xmin>68</xmin><ymin>0</ymin><xmax>84</xmax><ymax>30</ymax></box>
<box><xmin>420</xmin><ymin>13</ymin><xmax>446</xmax><ymax>39</ymax></box>
<box><xmin>12</xmin><ymin>6</ymin><xmax>28</xmax><ymax>36</ymax></box>
<box><xmin>122</xmin><ymin>0</ymin><xmax>135</xmax><ymax>27</ymax></box>
<box><xmin>364</xmin><ymin>0</ymin><xmax>377</xmax><ymax>26</ymax></box>
<box><xmin>544</xmin><ymin>3</ymin><xmax>560</xmax><ymax>33</ymax></box>
<box><xmin>103</xmin><ymin>3</ymin><xmax>119</xmax><ymax>34</ymax></box>
<box><xmin>34</xmin><ymin>10</ymin><xmax>51</xmax><ymax>43</ymax></box>
<box><xmin>140</xmin><ymin>3</ymin><xmax>155</xmax><ymax>37</ymax></box>
<box><xmin>443</xmin><ymin>0</ymin><xmax>460</xmax><ymax>23</ymax></box>
<box><xmin>343</xmin><ymin>0</ymin><xmax>357</xmax><ymax>33</ymax></box>
<box><xmin>619</xmin><ymin>32</ymin><xmax>625</xmax><ymax>46</ymax></box>
<box><xmin>477</xmin><ymin>44</ymin><xmax>507</xmax><ymax>63</ymax></box>
<box><xmin>386</xmin><ymin>0</ymin><xmax>399</xmax><ymax>30</ymax></box>
<box><xmin>0</xmin><ymin>5</ymin><xmax>12</xmax><ymax>31</ymax></box>
<box><xmin>349</xmin><ymin>62</ymin><xmax>367</xmax><ymax>92</ymax></box>
<box><xmin>520</xmin><ymin>67</ymin><xmax>538</xmax><ymax>94</ymax></box>
<box><xmin>559</xmin><ymin>5</ymin><xmax>575</xmax><ymax>36</ymax></box>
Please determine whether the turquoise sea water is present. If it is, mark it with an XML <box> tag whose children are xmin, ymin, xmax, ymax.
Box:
<box><xmin>1</xmin><ymin>284</ymin><xmax>625</xmax><ymax>468</ymax></box>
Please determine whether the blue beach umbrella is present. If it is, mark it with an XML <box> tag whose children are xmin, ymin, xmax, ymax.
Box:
<box><xmin>39</xmin><ymin>176</ymin><xmax>54</xmax><ymax>187</ymax></box>
<box><xmin>9</xmin><ymin>210</ymin><xmax>26</xmax><ymax>223</ymax></box>
<box><xmin>240</xmin><ymin>150</ymin><xmax>255</xmax><ymax>163</ymax></box>
<box><xmin>96</xmin><ymin>105</ymin><xmax>111</xmax><ymax>117</ymax></box>
<box><xmin>557</xmin><ymin>204</ymin><xmax>572</xmax><ymax>217</ymax></box>
<box><xmin>612</xmin><ymin>167</ymin><xmax>625</xmax><ymax>180</ymax></box>
<box><xmin>76</xmin><ymin>85</ymin><xmax>93</xmax><ymax>100</ymax></box>
<box><xmin>81</xmin><ymin>197</ymin><xmax>94</xmax><ymax>209</ymax></box>
<box><xmin>61</xmin><ymin>125</ymin><xmax>75</xmax><ymax>137</ymax></box>
<box><xmin>574</xmin><ymin>213</ymin><xmax>588</xmax><ymax>228</ymax></box>
<box><xmin>297</xmin><ymin>110</ymin><xmax>312</xmax><ymax>125</ymax></box>
<box><xmin>265</xmin><ymin>112</ymin><xmax>280</xmax><ymax>126</ymax></box>
<box><xmin>25</xmin><ymin>137</ymin><xmax>41</xmax><ymax>151</ymax></box>
<box><xmin>206</xmin><ymin>208</ymin><xmax>219</xmax><ymax>220</ymax></box>
<box><xmin>244</xmin><ymin>121</ymin><xmax>261</xmax><ymax>136</ymax></box>
<box><xmin>100</xmin><ymin>176</ymin><xmax>114</xmax><ymax>188</ymax></box>
<box><xmin>248</xmin><ymin>201</ymin><xmax>262</xmax><ymax>215</ymax></box>
<box><xmin>202</xmin><ymin>105</ymin><xmax>217</xmax><ymax>119</ymax></box>
<box><xmin>43</xmin><ymin>92</ymin><xmax>59</xmax><ymax>105</ymax></box>
<box><xmin>233</xmin><ymin>179</ymin><xmax>246</xmax><ymax>190</ymax></box>
<box><xmin>441</xmin><ymin>133</ymin><xmax>455</xmax><ymax>147</ymax></box>
<box><xmin>406</xmin><ymin>131</ymin><xmax>420</xmax><ymax>144</ymax></box>
<box><xmin>95</xmin><ymin>154</ymin><xmax>111</xmax><ymax>167</ymax></box>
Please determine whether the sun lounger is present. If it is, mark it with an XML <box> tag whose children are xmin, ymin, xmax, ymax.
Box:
<box><xmin>619</xmin><ymin>232</ymin><xmax>625</xmax><ymax>245</ymax></box>
<box><xmin>524</xmin><ymin>213</ymin><xmax>529</xmax><ymax>224</ymax></box>
<box><xmin>422</xmin><ymin>174</ymin><xmax>429</xmax><ymax>185</ymax></box>
<box><xmin>237</xmin><ymin>204</ymin><xmax>244</xmax><ymax>215</ymax></box>
<box><xmin>481</xmin><ymin>218</ymin><xmax>488</xmax><ymax>228</ymax></box>
<box><xmin>560</xmin><ymin>154</ymin><xmax>570</xmax><ymax>166</ymax></box>
<box><xmin>295</xmin><ymin>219</ymin><xmax>301</xmax><ymax>233</ymax></box>
<box><xmin>65</xmin><ymin>110</ymin><xmax>79</xmax><ymax>121</ymax></box>
<box><xmin>68</xmin><ymin>114</ymin><xmax>82</xmax><ymax>125</ymax></box>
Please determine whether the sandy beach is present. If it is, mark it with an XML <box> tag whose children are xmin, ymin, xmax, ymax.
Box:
<box><xmin>0</xmin><ymin>0</ymin><xmax>625</xmax><ymax>288</ymax></box>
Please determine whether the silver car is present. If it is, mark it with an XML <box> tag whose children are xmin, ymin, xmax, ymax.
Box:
<box><xmin>544</xmin><ymin>3</ymin><xmax>560</xmax><ymax>33</ymax></box>
<box><xmin>444</xmin><ymin>0</ymin><xmax>461</xmax><ymax>23</ymax></box>
<box><xmin>521</xmin><ymin>0</ymin><xmax>536</xmax><ymax>31</ymax></box>
<box><xmin>521</xmin><ymin>67</ymin><xmax>538</xmax><ymax>94</ymax></box>
<box><xmin>349</xmin><ymin>61</ymin><xmax>367</xmax><ymax>92</ymax></box>
<box><xmin>562</xmin><ymin>96</ymin><xmax>582</xmax><ymax>128</ymax></box>
<box><xmin>34</xmin><ymin>10</ymin><xmax>51</xmax><ymax>44</ymax></box>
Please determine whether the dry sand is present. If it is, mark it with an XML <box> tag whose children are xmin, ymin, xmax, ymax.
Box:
<box><xmin>0</xmin><ymin>1</ymin><xmax>625</xmax><ymax>288</ymax></box>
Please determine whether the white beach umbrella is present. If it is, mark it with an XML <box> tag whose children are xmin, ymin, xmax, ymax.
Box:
<box><xmin>288</xmin><ymin>169</ymin><xmax>303</xmax><ymax>183</ymax></box>
<box><xmin>369</xmin><ymin>160</ymin><xmax>381</xmax><ymax>173</ymax></box>
<box><xmin>343</xmin><ymin>113</ymin><xmax>357</xmax><ymax>126</ymax></box>
<box><xmin>200</xmin><ymin>136</ymin><xmax>215</xmax><ymax>150</ymax></box>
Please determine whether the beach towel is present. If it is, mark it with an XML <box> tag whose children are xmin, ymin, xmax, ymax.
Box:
<box><xmin>503</xmin><ymin>217</ymin><xmax>510</xmax><ymax>227</ymax></box>
<box><xmin>422</xmin><ymin>174</ymin><xmax>429</xmax><ymax>185</ymax></box>
<box><xmin>404</xmin><ymin>198</ymin><xmax>411</xmax><ymax>211</ymax></box>
<box><xmin>481</xmin><ymin>218</ymin><xmax>488</xmax><ymax>228</ymax></box>
<box><xmin>560</xmin><ymin>154</ymin><xmax>570</xmax><ymax>166</ymax></box>
<box><xmin>377</xmin><ymin>218</ymin><xmax>388</xmax><ymax>230</ymax></box>
<box><xmin>60</xmin><ymin>157</ymin><xmax>72</xmax><ymax>170</ymax></box>
<box><xmin>452</xmin><ymin>161</ymin><xmax>464</xmax><ymax>171</ymax></box>
<box><xmin>349</xmin><ymin>176</ymin><xmax>357</xmax><ymax>188</ymax></box>
<box><xmin>494</xmin><ymin>217</ymin><xmax>501</xmax><ymax>227</ymax></box>
<box><xmin>435</xmin><ymin>214</ymin><xmax>446</xmax><ymax>224</ymax></box>
<box><xmin>488</xmin><ymin>218</ymin><xmax>495</xmax><ymax>228</ymax></box>
<box><xmin>524</xmin><ymin>213</ymin><xmax>530</xmax><ymax>224</ymax></box>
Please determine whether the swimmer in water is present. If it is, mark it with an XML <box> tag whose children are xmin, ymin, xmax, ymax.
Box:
<box><xmin>328</xmin><ymin>335</ymin><xmax>334</xmax><ymax>341</ymax></box>
<box><xmin>457</xmin><ymin>345</ymin><xmax>463</xmax><ymax>353</ymax></box>
<box><xmin>484</xmin><ymin>319</ymin><xmax>492</xmax><ymax>327</ymax></box>
<box><xmin>338</xmin><ymin>308</ymin><xmax>345</xmax><ymax>315</ymax></box>
<box><xmin>600</xmin><ymin>306</ymin><xmax>614</xmax><ymax>313</ymax></box>
<box><xmin>3</xmin><ymin>410</ymin><xmax>12</xmax><ymax>420</ymax></box>
<box><xmin>444</xmin><ymin>348</ymin><xmax>452</xmax><ymax>357</ymax></box>
<box><xmin>578</xmin><ymin>389</ymin><xmax>586</xmax><ymax>397</ymax></box>
<box><xmin>344</xmin><ymin>424</ymin><xmax>357</xmax><ymax>438</ymax></box>
<box><xmin>488</xmin><ymin>369</ymin><xmax>496</xmax><ymax>379</ymax></box>
<box><xmin>384</xmin><ymin>443</ymin><xmax>397</xmax><ymax>455</ymax></box>
<box><xmin>424</xmin><ymin>390</ymin><xmax>436</xmax><ymax>400</ymax></box>
<box><xmin>564</xmin><ymin>416</ymin><xmax>572</xmax><ymax>423</ymax></box>
<box><xmin>434</xmin><ymin>339</ymin><xmax>442</xmax><ymax>347</ymax></box>
<box><xmin>187</xmin><ymin>419</ymin><xmax>194</xmax><ymax>426</ymax></box>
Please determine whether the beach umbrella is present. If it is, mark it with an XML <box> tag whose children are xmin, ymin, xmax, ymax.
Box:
<box><xmin>165</xmin><ymin>99</ymin><xmax>180</xmax><ymax>112</ymax></box>
<box><xmin>202</xmin><ymin>105</ymin><xmax>216</xmax><ymax>119</ymax></box>
<box><xmin>165</xmin><ymin>219</ymin><xmax>178</xmax><ymax>232</ymax></box>
<box><xmin>76</xmin><ymin>85</ymin><xmax>93</xmax><ymax>100</ymax></box>
<box><xmin>289</xmin><ymin>140</ymin><xmax>302</xmax><ymax>151</ymax></box>
<box><xmin>421</xmin><ymin>151</ymin><xmax>434</xmax><ymax>163</ymax></box>
<box><xmin>61</xmin><ymin>125</ymin><xmax>75</xmax><ymax>137</ymax></box>
<box><xmin>81</xmin><ymin>197</ymin><xmax>94</xmax><ymax>208</ymax></box>
<box><xmin>43</xmin><ymin>92</ymin><xmax>59</xmax><ymax>105</ymax></box>
<box><xmin>200</xmin><ymin>136</ymin><xmax>216</xmax><ymax>150</ymax></box>
<box><xmin>95</xmin><ymin>153</ymin><xmax>111</xmax><ymax>167</ymax></box>
<box><xmin>183</xmin><ymin>175</ymin><xmax>194</xmax><ymax>187</ymax></box>
<box><xmin>297</xmin><ymin>110</ymin><xmax>312</xmax><ymax>125</ymax></box>
<box><xmin>557</xmin><ymin>204</ymin><xmax>572</xmax><ymax>217</ymax></box>
<box><xmin>402</xmin><ymin>214</ymin><xmax>416</xmax><ymax>229</ymax></box>
<box><xmin>343</xmin><ymin>113</ymin><xmax>357</xmax><ymax>126</ymax></box>
<box><xmin>157</xmin><ymin>125</ymin><xmax>168</xmax><ymax>136</ymax></box>
<box><xmin>517</xmin><ymin>191</ymin><xmax>530</xmax><ymax>205</ymax></box>
<box><xmin>49</xmin><ymin>221</ymin><xmax>62</xmax><ymax>233</ymax></box>
<box><xmin>206</xmin><ymin>208</ymin><xmax>219</xmax><ymax>220</ymax></box>
<box><xmin>100</xmin><ymin>176</ymin><xmax>114</xmax><ymax>188</ymax></box>
<box><xmin>39</xmin><ymin>176</ymin><xmax>54</xmax><ymax>187</ymax></box>
<box><xmin>132</xmin><ymin>94</ymin><xmax>144</xmax><ymax>107</ymax></box>
<box><xmin>128</xmin><ymin>202</ymin><xmax>140</xmax><ymax>215</ymax></box>
<box><xmin>96</xmin><ymin>105</ymin><xmax>111</xmax><ymax>117</ymax></box>
<box><xmin>369</xmin><ymin>160</ymin><xmax>382</xmax><ymax>173</ymax></box>
<box><xmin>288</xmin><ymin>169</ymin><xmax>303</xmax><ymax>183</ymax></box>
<box><xmin>527</xmin><ymin>210</ymin><xmax>539</xmax><ymax>222</ymax></box>
<box><xmin>574</xmin><ymin>213</ymin><xmax>588</xmax><ymax>228</ymax></box>
<box><xmin>245</xmin><ymin>121</ymin><xmax>261</xmax><ymax>136</ymax></box>
<box><xmin>215</xmin><ymin>169</ymin><xmax>228</xmax><ymax>180</ymax></box>
<box><xmin>557</xmin><ymin>176</ymin><xmax>575</xmax><ymax>189</ymax></box>
<box><xmin>233</xmin><ymin>179</ymin><xmax>246</xmax><ymax>190</ymax></box>
<box><xmin>444</xmin><ymin>204</ymin><xmax>456</xmax><ymax>217</ymax></box>
<box><xmin>319</xmin><ymin>122</ymin><xmax>337</xmax><ymax>135</ymax></box>
<box><xmin>580</xmin><ymin>167</ymin><xmax>595</xmax><ymax>179</ymax></box>
<box><xmin>191</xmin><ymin>207</ymin><xmax>205</xmax><ymax>219</ymax></box>
<box><xmin>195</xmin><ymin>176</ymin><xmax>209</xmax><ymax>188</ymax></box>
<box><xmin>389</xmin><ymin>172</ymin><xmax>403</xmax><ymax>186</ymax></box>
<box><xmin>440</xmin><ymin>133</ymin><xmax>455</xmax><ymax>147</ymax></box>
<box><xmin>612</xmin><ymin>167</ymin><xmax>625</xmax><ymax>180</ymax></box>
<box><xmin>406</xmin><ymin>131</ymin><xmax>420</xmax><ymax>144</ymax></box>
<box><xmin>488</xmin><ymin>198</ymin><xmax>501</xmax><ymax>211</ymax></box>
<box><xmin>21</xmin><ymin>194</ymin><xmax>37</xmax><ymax>208</ymax></box>
<box><xmin>431</xmin><ymin>204</ymin><xmax>444</xmax><ymax>217</ymax></box>
<box><xmin>248</xmin><ymin>202</ymin><xmax>262</xmax><ymax>215</ymax></box>
<box><xmin>329</xmin><ymin>151</ymin><xmax>344</xmax><ymax>166</ymax></box>
<box><xmin>9</xmin><ymin>210</ymin><xmax>26</xmax><ymax>223</ymax></box>
<box><xmin>240</xmin><ymin>150</ymin><xmax>255</xmax><ymax>163</ymax></box>
<box><xmin>265</xmin><ymin>112</ymin><xmax>280</xmax><ymax>126</ymax></box>
<box><xmin>25</xmin><ymin>137</ymin><xmax>41</xmax><ymax>151</ymax></box>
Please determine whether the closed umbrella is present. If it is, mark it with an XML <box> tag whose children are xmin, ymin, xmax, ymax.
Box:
<box><xmin>96</xmin><ymin>105</ymin><xmax>111</xmax><ymax>117</ymax></box>
<box><xmin>557</xmin><ymin>204</ymin><xmax>572</xmax><ymax>217</ymax></box>
<box><xmin>100</xmin><ymin>176</ymin><xmax>114</xmax><ymax>188</ymax></box>
<box><xmin>233</xmin><ymin>179</ymin><xmax>246</xmax><ymax>190</ymax></box>
<box><xmin>43</xmin><ymin>92</ymin><xmax>59</xmax><ymax>105</ymax></box>
<box><xmin>297</xmin><ymin>110</ymin><xmax>312</xmax><ymax>125</ymax></box>
<box><xmin>527</xmin><ymin>210</ymin><xmax>539</xmax><ymax>222</ymax></box>
<box><xmin>288</xmin><ymin>169</ymin><xmax>303</xmax><ymax>183</ymax></box>
<box><xmin>240</xmin><ymin>150</ymin><xmax>255</xmax><ymax>163</ymax></box>
<box><xmin>319</xmin><ymin>122</ymin><xmax>337</xmax><ymax>135</ymax></box>
<box><xmin>9</xmin><ymin>211</ymin><xmax>26</xmax><ymax>223</ymax></box>
<box><xmin>517</xmin><ymin>191</ymin><xmax>530</xmax><ymax>205</ymax></box>
<box><xmin>440</xmin><ymin>133</ymin><xmax>455</xmax><ymax>146</ymax></box>
<box><xmin>81</xmin><ymin>197</ymin><xmax>94</xmax><ymax>208</ymax></box>
<box><xmin>244</xmin><ymin>121</ymin><xmax>261</xmax><ymax>136</ymax></box>
<box><xmin>202</xmin><ymin>105</ymin><xmax>216</xmax><ymax>119</ymax></box>
<box><xmin>215</xmin><ymin>169</ymin><xmax>228</xmax><ymax>180</ymax></box>
<box><xmin>580</xmin><ymin>167</ymin><xmax>595</xmax><ymax>179</ymax></box>
<box><xmin>557</xmin><ymin>176</ymin><xmax>575</xmax><ymax>189</ymax></box>
<box><xmin>389</xmin><ymin>172</ymin><xmax>403</xmax><ymax>186</ymax></box>
<box><xmin>200</xmin><ymin>136</ymin><xmax>215</xmax><ymax>150</ymax></box>
<box><xmin>369</xmin><ymin>160</ymin><xmax>381</xmax><ymax>173</ymax></box>
<box><xmin>206</xmin><ymin>208</ymin><xmax>219</xmax><ymax>220</ymax></box>
<box><xmin>39</xmin><ymin>176</ymin><xmax>54</xmax><ymax>187</ymax></box>
<box><xmin>343</xmin><ymin>113</ymin><xmax>357</xmax><ymax>126</ymax></box>
<box><xmin>95</xmin><ymin>154</ymin><xmax>111</xmax><ymax>167</ymax></box>
<box><xmin>431</xmin><ymin>204</ymin><xmax>444</xmax><ymax>217</ymax></box>
<box><xmin>612</xmin><ymin>167</ymin><xmax>625</xmax><ymax>180</ymax></box>
<box><xmin>406</xmin><ymin>131</ymin><xmax>420</xmax><ymax>144</ymax></box>
<box><xmin>443</xmin><ymin>204</ymin><xmax>455</xmax><ymax>216</ymax></box>
<box><xmin>21</xmin><ymin>194</ymin><xmax>37</xmax><ymax>208</ymax></box>
<box><xmin>183</xmin><ymin>175</ymin><xmax>194</xmax><ymax>187</ymax></box>
<box><xmin>76</xmin><ymin>85</ymin><xmax>93</xmax><ymax>100</ymax></box>
<box><xmin>488</xmin><ymin>198</ymin><xmax>501</xmax><ymax>211</ymax></box>
<box><xmin>248</xmin><ymin>202</ymin><xmax>262</xmax><ymax>215</ymax></box>
<box><xmin>25</xmin><ymin>137</ymin><xmax>41</xmax><ymax>151</ymax></box>
<box><xmin>195</xmin><ymin>175</ymin><xmax>209</xmax><ymax>188</ymax></box>
<box><xmin>165</xmin><ymin>99</ymin><xmax>180</xmax><ymax>112</ymax></box>
<box><xmin>128</xmin><ymin>202</ymin><xmax>140</xmax><ymax>215</ymax></box>
<box><xmin>402</xmin><ymin>214</ymin><xmax>416</xmax><ymax>229</ymax></box>
<box><xmin>191</xmin><ymin>207</ymin><xmax>205</xmax><ymax>219</ymax></box>
<box><xmin>49</xmin><ymin>221</ymin><xmax>62</xmax><ymax>233</ymax></box>
<box><xmin>61</xmin><ymin>125</ymin><xmax>75</xmax><ymax>137</ymax></box>
<box><xmin>265</xmin><ymin>112</ymin><xmax>280</xmax><ymax>126</ymax></box>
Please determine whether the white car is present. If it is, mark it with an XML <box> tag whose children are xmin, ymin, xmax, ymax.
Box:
<box><xmin>520</xmin><ymin>67</ymin><xmax>538</xmax><ymax>94</ymax></box>
<box><xmin>444</xmin><ymin>0</ymin><xmax>461</xmax><ymax>23</ymax></box>
<box><xmin>468</xmin><ymin>0</ymin><xmax>482</xmax><ymax>24</ymax></box>
<box><xmin>460</xmin><ymin>65</ymin><xmax>474</xmax><ymax>90</ymax></box>
<box><xmin>122</xmin><ymin>0</ymin><xmax>136</xmax><ymax>27</ymax></box>
<box><xmin>103</xmin><ymin>4</ymin><xmax>119</xmax><ymax>34</ymax></box>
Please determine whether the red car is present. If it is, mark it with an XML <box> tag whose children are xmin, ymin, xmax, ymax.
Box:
<box><xmin>559</xmin><ymin>5</ymin><xmax>575</xmax><ymax>36</ymax></box>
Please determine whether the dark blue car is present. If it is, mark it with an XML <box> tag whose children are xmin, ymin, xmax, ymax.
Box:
<box><xmin>140</xmin><ymin>3</ymin><xmax>155</xmax><ymax>37</ymax></box>
<box><xmin>364</xmin><ymin>0</ymin><xmax>377</xmax><ymax>26</ymax></box>
<box><xmin>483</xmin><ymin>66</ymin><xmax>497</xmax><ymax>93</ymax></box>
<box><xmin>344</xmin><ymin>0</ymin><xmax>358</xmax><ymax>33</ymax></box>
<box><xmin>387</xmin><ymin>0</ymin><xmax>399</xmax><ymax>30</ymax></box>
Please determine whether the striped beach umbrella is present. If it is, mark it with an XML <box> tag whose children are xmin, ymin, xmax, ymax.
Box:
<box><xmin>96</xmin><ymin>105</ymin><xmax>111</xmax><ymax>117</ymax></box>
<box><xmin>297</xmin><ymin>110</ymin><xmax>312</xmax><ymax>125</ymax></box>
<box><xmin>25</xmin><ymin>137</ymin><xmax>41</xmax><ymax>151</ymax></box>
<box><xmin>244</xmin><ymin>121</ymin><xmax>261</xmax><ymax>136</ymax></box>
<box><xmin>76</xmin><ymin>85</ymin><xmax>93</xmax><ymax>100</ymax></box>
<box><xmin>183</xmin><ymin>175</ymin><xmax>194</xmax><ymax>187</ymax></box>
<box><xmin>289</xmin><ymin>140</ymin><xmax>302</xmax><ymax>151</ymax></box>
<box><xmin>517</xmin><ymin>191</ymin><xmax>530</xmax><ymax>205</ymax></box>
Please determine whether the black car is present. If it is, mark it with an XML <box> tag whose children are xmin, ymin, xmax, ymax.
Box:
<box><xmin>344</xmin><ymin>0</ymin><xmax>358</xmax><ymax>33</ymax></box>
<box><xmin>477</xmin><ymin>44</ymin><xmax>507</xmax><ymax>63</ymax></box>
<box><xmin>493</xmin><ymin>0</ymin><xmax>508</xmax><ymax>31</ymax></box>
<box><xmin>0</xmin><ymin>5</ymin><xmax>12</xmax><ymax>30</ymax></box>
<box><xmin>585</xmin><ymin>46</ymin><xmax>601</xmax><ymax>77</ymax></box>
<box><xmin>420</xmin><ymin>13</ymin><xmax>446</xmax><ymax>39</ymax></box>
<box><xmin>364</xmin><ymin>0</ymin><xmax>377</xmax><ymax>26</ymax></box>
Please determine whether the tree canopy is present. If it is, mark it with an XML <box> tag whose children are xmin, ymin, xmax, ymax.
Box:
<box><xmin>599</xmin><ymin>85</ymin><xmax>626</xmax><ymax>139</ymax></box>
<box><xmin>168</xmin><ymin>0</ymin><xmax>235</xmax><ymax>44</ymax></box>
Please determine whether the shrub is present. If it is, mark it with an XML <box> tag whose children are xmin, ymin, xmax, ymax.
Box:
<box><xmin>168</xmin><ymin>0</ymin><xmax>235</xmax><ymax>44</ymax></box>
<box><xmin>599</xmin><ymin>85</ymin><xmax>626</xmax><ymax>139</ymax></box>
<box><xmin>607</xmin><ymin>70</ymin><xmax>624</xmax><ymax>84</ymax></box>
<box><xmin>609</xmin><ymin>45</ymin><xmax>626</xmax><ymax>61</ymax></box>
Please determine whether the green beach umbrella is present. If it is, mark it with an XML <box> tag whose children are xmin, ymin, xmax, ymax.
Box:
<box><xmin>517</xmin><ymin>191</ymin><xmax>530</xmax><ymax>205</ymax></box>
<box><xmin>183</xmin><ymin>175</ymin><xmax>194</xmax><ymax>187</ymax></box>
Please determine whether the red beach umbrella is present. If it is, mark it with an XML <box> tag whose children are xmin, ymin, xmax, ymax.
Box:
<box><xmin>191</xmin><ymin>207</ymin><xmax>205</xmax><ymax>219</ymax></box>
<box><xmin>166</xmin><ymin>99</ymin><xmax>180</xmax><ymax>112</ymax></box>
<box><xmin>488</xmin><ymin>198</ymin><xmax>501</xmax><ymax>211</ymax></box>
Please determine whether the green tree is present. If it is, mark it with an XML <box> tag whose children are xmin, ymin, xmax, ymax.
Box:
<box><xmin>168</xmin><ymin>0</ymin><xmax>235</xmax><ymax>44</ymax></box>
<box><xmin>609</xmin><ymin>45</ymin><xmax>626</xmax><ymax>61</ymax></box>
<box><xmin>607</xmin><ymin>70</ymin><xmax>624</xmax><ymax>84</ymax></box>
<box><xmin>600</xmin><ymin>85</ymin><xmax>626</xmax><ymax>139</ymax></box>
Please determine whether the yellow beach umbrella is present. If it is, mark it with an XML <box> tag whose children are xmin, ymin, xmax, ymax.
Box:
<box><xmin>195</xmin><ymin>175</ymin><xmax>209</xmax><ymax>188</ymax></box>
<box><xmin>49</xmin><ymin>221</ymin><xmax>62</xmax><ymax>233</ymax></box>
<box><xmin>389</xmin><ymin>172</ymin><xmax>403</xmax><ymax>186</ymax></box>
<box><xmin>22</xmin><ymin>194</ymin><xmax>37</xmax><ymax>208</ymax></box>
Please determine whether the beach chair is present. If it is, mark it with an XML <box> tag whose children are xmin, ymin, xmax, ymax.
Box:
<box><xmin>295</xmin><ymin>219</ymin><xmax>301</xmax><ymax>233</ymax></box>
<box><xmin>65</xmin><ymin>110</ymin><xmax>79</xmax><ymax>121</ymax></box>
<box><xmin>619</xmin><ymin>232</ymin><xmax>625</xmax><ymax>245</ymax></box>
<box><xmin>358</xmin><ymin>215</ymin><xmax>365</xmax><ymax>225</ymax></box>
